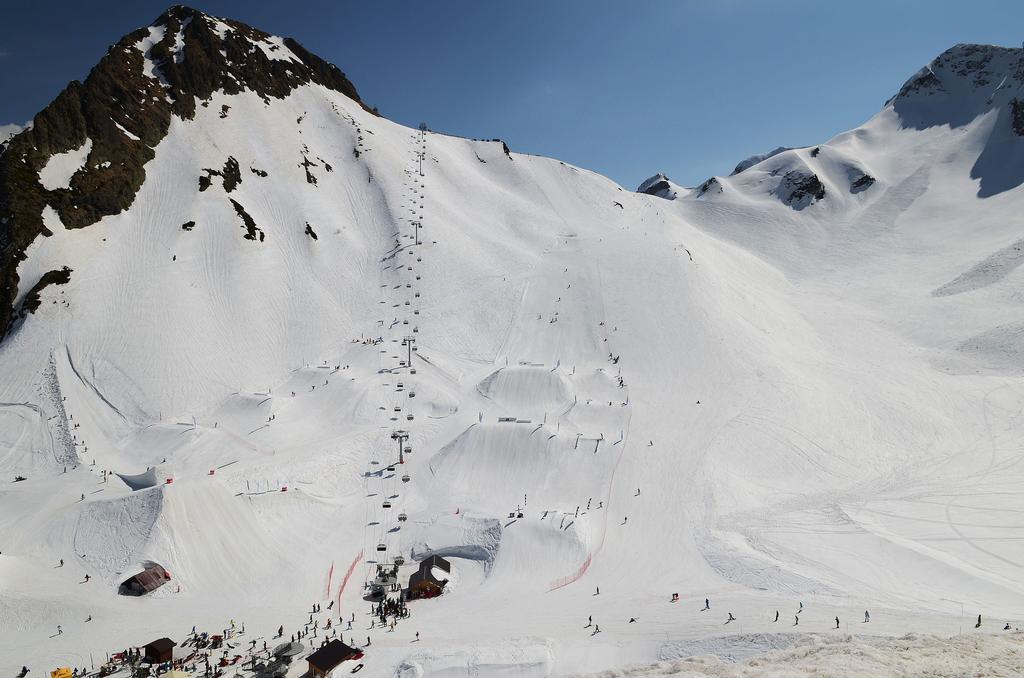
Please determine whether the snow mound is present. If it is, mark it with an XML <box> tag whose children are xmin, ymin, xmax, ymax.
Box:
<box><xmin>38</xmin><ymin>138</ymin><xmax>93</xmax><ymax>190</ymax></box>
<box><xmin>395</xmin><ymin>638</ymin><xmax>554</xmax><ymax>678</ymax></box>
<box><xmin>477</xmin><ymin>365</ymin><xmax>573</xmax><ymax>414</ymax></box>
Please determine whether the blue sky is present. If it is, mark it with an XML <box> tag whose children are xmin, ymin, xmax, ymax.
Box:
<box><xmin>2</xmin><ymin>1</ymin><xmax>1022</xmax><ymax>187</ymax></box>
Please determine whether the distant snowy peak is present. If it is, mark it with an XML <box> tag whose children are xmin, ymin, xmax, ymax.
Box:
<box><xmin>637</xmin><ymin>174</ymin><xmax>678</xmax><ymax>200</ymax></box>
<box><xmin>637</xmin><ymin>43</ymin><xmax>1024</xmax><ymax>212</ymax></box>
<box><xmin>890</xmin><ymin>43</ymin><xmax>1024</xmax><ymax>129</ymax></box>
<box><xmin>0</xmin><ymin>4</ymin><xmax>369</xmax><ymax>340</ymax></box>
<box><xmin>731</xmin><ymin>147</ymin><xmax>792</xmax><ymax>175</ymax></box>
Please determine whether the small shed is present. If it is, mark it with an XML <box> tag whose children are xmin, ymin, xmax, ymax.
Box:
<box><xmin>119</xmin><ymin>563</ymin><xmax>171</xmax><ymax>596</ymax></box>
<box><xmin>307</xmin><ymin>640</ymin><xmax>362</xmax><ymax>678</ymax></box>
<box><xmin>407</xmin><ymin>554</ymin><xmax>451</xmax><ymax>600</ymax></box>
<box><xmin>143</xmin><ymin>637</ymin><xmax>176</xmax><ymax>663</ymax></box>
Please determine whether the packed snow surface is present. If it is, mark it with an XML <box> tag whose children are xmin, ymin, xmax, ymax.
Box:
<box><xmin>2</xmin><ymin>37</ymin><xmax>1024</xmax><ymax>677</ymax></box>
<box><xmin>574</xmin><ymin>632</ymin><xmax>1024</xmax><ymax>677</ymax></box>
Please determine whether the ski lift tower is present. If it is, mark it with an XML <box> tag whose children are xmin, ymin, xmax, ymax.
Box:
<box><xmin>402</xmin><ymin>336</ymin><xmax>416</xmax><ymax>367</ymax></box>
<box><xmin>391</xmin><ymin>429</ymin><xmax>409</xmax><ymax>464</ymax></box>
<box><xmin>417</xmin><ymin>124</ymin><xmax>427</xmax><ymax>176</ymax></box>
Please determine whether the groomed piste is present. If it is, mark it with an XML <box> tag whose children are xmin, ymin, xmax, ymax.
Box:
<box><xmin>1</xmin><ymin>8</ymin><xmax>1024</xmax><ymax>676</ymax></box>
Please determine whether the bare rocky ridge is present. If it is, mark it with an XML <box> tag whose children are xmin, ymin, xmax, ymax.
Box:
<box><xmin>0</xmin><ymin>4</ymin><xmax>369</xmax><ymax>341</ymax></box>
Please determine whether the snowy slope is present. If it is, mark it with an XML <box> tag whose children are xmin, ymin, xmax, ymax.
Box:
<box><xmin>1</xmin><ymin>10</ymin><xmax>1024</xmax><ymax>676</ymax></box>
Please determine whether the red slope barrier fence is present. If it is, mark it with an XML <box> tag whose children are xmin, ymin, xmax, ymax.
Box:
<box><xmin>335</xmin><ymin>550</ymin><xmax>364</xmax><ymax>616</ymax></box>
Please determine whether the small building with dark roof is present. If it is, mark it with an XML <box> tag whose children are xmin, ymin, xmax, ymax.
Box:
<box><xmin>307</xmin><ymin>639</ymin><xmax>362</xmax><ymax>677</ymax></box>
<box><xmin>143</xmin><ymin>637</ymin><xmax>176</xmax><ymax>663</ymax></box>
<box><xmin>119</xmin><ymin>563</ymin><xmax>171</xmax><ymax>596</ymax></box>
<box><xmin>407</xmin><ymin>554</ymin><xmax>451</xmax><ymax>600</ymax></box>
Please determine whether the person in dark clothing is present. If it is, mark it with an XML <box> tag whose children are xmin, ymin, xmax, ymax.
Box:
<box><xmin>774</xmin><ymin>611</ymin><xmax>779</xmax><ymax>622</ymax></box>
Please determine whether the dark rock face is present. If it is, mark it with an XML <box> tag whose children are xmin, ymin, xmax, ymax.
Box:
<box><xmin>20</xmin><ymin>267</ymin><xmax>72</xmax><ymax>316</ymax></box>
<box><xmin>0</xmin><ymin>4</ymin><xmax>369</xmax><ymax>340</ymax></box>
<box><xmin>643</xmin><ymin>179</ymin><xmax>671</xmax><ymax>195</ymax></box>
<box><xmin>697</xmin><ymin>177</ymin><xmax>720</xmax><ymax>198</ymax></box>
<box><xmin>777</xmin><ymin>170</ymin><xmax>825</xmax><ymax>209</ymax></box>
<box><xmin>637</xmin><ymin>174</ymin><xmax>674</xmax><ymax>199</ymax></box>
<box><xmin>200</xmin><ymin>156</ymin><xmax>242</xmax><ymax>192</ymax></box>
<box><xmin>850</xmin><ymin>174</ymin><xmax>876</xmax><ymax>193</ymax></box>
<box><xmin>1012</xmin><ymin>99</ymin><xmax>1024</xmax><ymax>137</ymax></box>
<box><xmin>895</xmin><ymin>68</ymin><xmax>946</xmax><ymax>99</ymax></box>
<box><xmin>301</xmin><ymin>154</ymin><xmax>319</xmax><ymax>185</ymax></box>
<box><xmin>229</xmin><ymin>199</ymin><xmax>264</xmax><ymax>242</ymax></box>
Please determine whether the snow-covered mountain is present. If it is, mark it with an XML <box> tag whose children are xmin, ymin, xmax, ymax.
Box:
<box><xmin>2</xmin><ymin>8</ymin><xmax>1023</xmax><ymax>675</ymax></box>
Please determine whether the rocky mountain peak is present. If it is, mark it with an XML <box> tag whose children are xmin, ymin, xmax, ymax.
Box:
<box><xmin>0</xmin><ymin>5</ymin><xmax>370</xmax><ymax>341</ymax></box>
<box><xmin>890</xmin><ymin>43</ymin><xmax>1024</xmax><ymax>128</ymax></box>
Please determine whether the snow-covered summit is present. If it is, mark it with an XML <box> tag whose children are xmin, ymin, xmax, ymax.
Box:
<box><xmin>641</xmin><ymin>43</ymin><xmax>1024</xmax><ymax>212</ymax></box>
<box><xmin>0</xmin><ymin>5</ymin><xmax>366</xmax><ymax>340</ymax></box>
<box><xmin>731</xmin><ymin>146</ymin><xmax>792</xmax><ymax>175</ymax></box>
<box><xmin>636</xmin><ymin>173</ymin><xmax>677</xmax><ymax>199</ymax></box>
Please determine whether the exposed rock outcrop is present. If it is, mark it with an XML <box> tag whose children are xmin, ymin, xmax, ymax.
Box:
<box><xmin>776</xmin><ymin>170</ymin><xmax>825</xmax><ymax>209</ymax></box>
<box><xmin>697</xmin><ymin>177</ymin><xmax>721</xmax><ymax>198</ymax></box>
<box><xmin>229</xmin><ymin>199</ymin><xmax>264</xmax><ymax>242</ymax></box>
<box><xmin>20</xmin><ymin>267</ymin><xmax>72</xmax><ymax>316</ymax></box>
<box><xmin>1012</xmin><ymin>99</ymin><xmax>1024</xmax><ymax>137</ymax></box>
<box><xmin>850</xmin><ymin>174</ymin><xmax>876</xmax><ymax>193</ymax></box>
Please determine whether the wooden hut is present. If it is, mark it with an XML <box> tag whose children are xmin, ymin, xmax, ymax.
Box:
<box><xmin>119</xmin><ymin>563</ymin><xmax>171</xmax><ymax>596</ymax></box>
<box><xmin>407</xmin><ymin>555</ymin><xmax>451</xmax><ymax>600</ymax></box>
<box><xmin>307</xmin><ymin>640</ymin><xmax>362</xmax><ymax>677</ymax></box>
<box><xmin>143</xmin><ymin>637</ymin><xmax>176</xmax><ymax>663</ymax></box>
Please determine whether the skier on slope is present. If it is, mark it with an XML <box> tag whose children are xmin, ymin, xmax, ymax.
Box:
<box><xmin>774</xmin><ymin>611</ymin><xmax>779</xmax><ymax>622</ymax></box>
<box><xmin>835</xmin><ymin>616</ymin><xmax>840</xmax><ymax>629</ymax></box>
<box><xmin>976</xmin><ymin>614</ymin><xmax>982</xmax><ymax>628</ymax></box>
<box><xmin>864</xmin><ymin>610</ymin><xmax>870</xmax><ymax>623</ymax></box>
<box><xmin>726</xmin><ymin>613</ymin><xmax>735</xmax><ymax>623</ymax></box>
